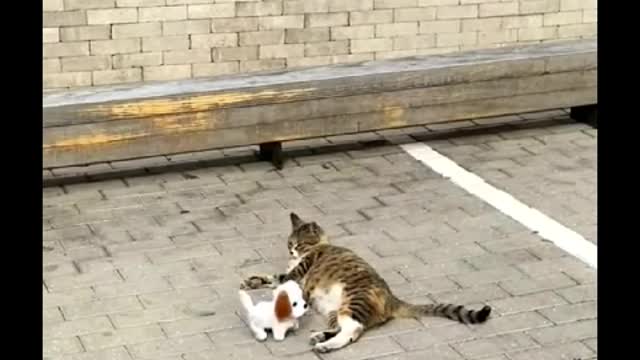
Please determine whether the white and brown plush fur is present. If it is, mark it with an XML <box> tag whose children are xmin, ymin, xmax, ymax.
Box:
<box><xmin>238</xmin><ymin>280</ymin><xmax>308</xmax><ymax>341</ymax></box>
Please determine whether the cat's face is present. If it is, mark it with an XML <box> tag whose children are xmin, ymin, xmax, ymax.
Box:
<box><xmin>287</xmin><ymin>212</ymin><xmax>327</xmax><ymax>258</ymax></box>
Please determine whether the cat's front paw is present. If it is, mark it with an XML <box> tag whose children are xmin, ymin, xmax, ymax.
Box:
<box><xmin>240</xmin><ymin>274</ymin><xmax>275</xmax><ymax>290</ymax></box>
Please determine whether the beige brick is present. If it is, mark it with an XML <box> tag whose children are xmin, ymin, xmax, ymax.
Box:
<box><xmin>518</xmin><ymin>26</ymin><xmax>558</xmax><ymax>41</ymax></box>
<box><xmin>374</xmin><ymin>0</ymin><xmax>418</xmax><ymax>9</ymax></box>
<box><xmin>260</xmin><ymin>44</ymin><xmax>304</xmax><ymax>59</ymax></box>
<box><xmin>43</xmin><ymin>11</ymin><xmax>87</xmax><ymax>27</ymax></box>
<box><xmin>436</xmin><ymin>31</ymin><xmax>477</xmax><ymax>47</ymax></box>
<box><xmin>287</xmin><ymin>56</ymin><xmax>331</xmax><ymax>68</ymax></box>
<box><xmin>583</xmin><ymin>10</ymin><xmax>597</xmax><ymax>23</ymax></box>
<box><xmin>164</xmin><ymin>49</ymin><xmax>211</xmax><ymax>64</ymax></box>
<box><xmin>502</xmin><ymin>15</ymin><xmax>543</xmax><ymax>29</ymax></box>
<box><xmin>44</xmin><ymin>42</ymin><xmax>90</xmax><ymax>58</ymax></box>
<box><xmin>140</xmin><ymin>6</ymin><xmax>188</xmax><ymax>22</ymax></box>
<box><xmin>520</xmin><ymin>0</ymin><xmax>560</xmax><ymax>15</ymax></box>
<box><xmin>44</xmin><ymin>72</ymin><xmax>92</xmax><ymax>88</ymax></box>
<box><xmin>43</xmin><ymin>28</ymin><xmax>60</xmax><ymax>43</ymax></box>
<box><xmin>237</xmin><ymin>0</ymin><xmax>283</xmax><ymax>16</ymax></box>
<box><xmin>480</xmin><ymin>2</ymin><xmax>519</xmax><ymax>17</ymax></box>
<box><xmin>305</xmin><ymin>40</ymin><xmax>349</xmax><ymax>56</ymax></box>
<box><xmin>558</xmin><ymin>23</ymin><xmax>597</xmax><ymax>38</ymax></box>
<box><xmin>393</xmin><ymin>34</ymin><xmax>435</xmax><ymax>50</ymax></box>
<box><xmin>60</xmin><ymin>25</ymin><xmax>111</xmax><ymax>41</ymax></box>
<box><xmin>65</xmin><ymin>0</ymin><xmax>115</xmax><ymax>9</ymax></box>
<box><xmin>211</xmin><ymin>18</ymin><xmax>258</xmax><ymax>33</ymax></box>
<box><xmin>62</xmin><ymin>55</ymin><xmax>111</xmax><ymax>72</ymax></box>
<box><xmin>329</xmin><ymin>0</ymin><xmax>374</xmax><ymax>11</ymax></box>
<box><xmin>240</xmin><ymin>59</ymin><xmax>286</xmax><ymax>72</ymax></box>
<box><xmin>331</xmin><ymin>25</ymin><xmax>374</xmax><ymax>40</ymax></box>
<box><xmin>351</xmin><ymin>38</ymin><xmax>392</xmax><ymax>53</ymax></box>
<box><xmin>191</xmin><ymin>33</ymin><xmax>238</xmax><ymax>48</ymax></box>
<box><xmin>462</xmin><ymin>17</ymin><xmax>501</xmax><ymax>32</ymax></box>
<box><xmin>375</xmin><ymin>49</ymin><xmax>416</xmax><ymax>60</ymax></box>
<box><xmin>286</xmin><ymin>28</ymin><xmax>330</xmax><ymax>43</ymax></box>
<box><xmin>143</xmin><ymin>35</ymin><xmax>189</xmax><ymax>52</ymax></box>
<box><xmin>419</xmin><ymin>0</ymin><xmax>458</xmax><ymax>5</ymax></box>
<box><xmin>91</xmin><ymin>39</ymin><xmax>140</xmax><ymax>55</ymax></box>
<box><xmin>113</xmin><ymin>23</ymin><xmax>162</xmax><ymax>39</ymax></box>
<box><xmin>561</xmin><ymin>0</ymin><xmax>596</xmax><ymax>11</ymax></box>
<box><xmin>350</xmin><ymin>10</ymin><xmax>393</xmax><ymax>24</ymax></box>
<box><xmin>166</xmin><ymin>0</ymin><xmax>214</xmax><ymax>4</ymax></box>
<box><xmin>460</xmin><ymin>0</ymin><xmax>499</xmax><ymax>3</ymax></box>
<box><xmin>333</xmin><ymin>53</ymin><xmax>375</xmax><ymax>63</ymax></box>
<box><xmin>239</xmin><ymin>30</ymin><xmax>284</xmax><ymax>46</ymax></box>
<box><xmin>259</xmin><ymin>15</ymin><xmax>304</xmax><ymax>29</ymax></box>
<box><xmin>192</xmin><ymin>62</ymin><xmax>239</xmax><ymax>77</ymax></box>
<box><xmin>395</xmin><ymin>7</ymin><xmax>436</xmax><ymax>21</ymax></box>
<box><xmin>419</xmin><ymin>19</ymin><xmax>460</xmax><ymax>33</ymax></box>
<box><xmin>438</xmin><ymin>5</ymin><xmax>478</xmax><ymax>19</ymax></box>
<box><xmin>144</xmin><ymin>64</ymin><xmax>191</xmax><ymax>81</ymax></box>
<box><xmin>94</xmin><ymin>68</ymin><xmax>142</xmax><ymax>85</ymax></box>
<box><xmin>212</xmin><ymin>47</ymin><xmax>258</xmax><ymax>61</ymax></box>
<box><xmin>113</xmin><ymin>52</ymin><xmax>162</xmax><ymax>68</ymax></box>
<box><xmin>188</xmin><ymin>4</ymin><xmax>235</xmax><ymax>19</ymax></box>
<box><xmin>306</xmin><ymin>13</ymin><xmax>348</xmax><ymax>27</ymax></box>
<box><xmin>87</xmin><ymin>8</ymin><xmax>137</xmax><ymax>25</ymax></box>
<box><xmin>117</xmin><ymin>0</ymin><xmax>165</xmax><ymax>6</ymax></box>
<box><xmin>376</xmin><ymin>22</ymin><xmax>418</xmax><ymax>37</ymax></box>
<box><xmin>284</xmin><ymin>0</ymin><xmax>330</xmax><ymax>14</ymax></box>
<box><xmin>543</xmin><ymin>11</ymin><xmax>582</xmax><ymax>26</ymax></box>
<box><xmin>478</xmin><ymin>29</ymin><xmax>518</xmax><ymax>45</ymax></box>
<box><xmin>43</xmin><ymin>59</ymin><xmax>62</xmax><ymax>73</ymax></box>
<box><xmin>163</xmin><ymin>20</ymin><xmax>211</xmax><ymax>35</ymax></box>
<box><xmin>44</xmin><ymin>0</ymin><xmax>64</xmax><ymax>11</ymax></box>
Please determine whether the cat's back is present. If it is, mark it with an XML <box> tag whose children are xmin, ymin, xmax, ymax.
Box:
<box><xmin>307</xmin><ymin>244</ymin><xmax>390</xmax><ymax>289</ymax></box>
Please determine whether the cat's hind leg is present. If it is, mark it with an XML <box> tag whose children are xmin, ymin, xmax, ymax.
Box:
<box><xmin>313</xmin><ymin>314</ymin><xmax>363</xmax><ymax>353</ymax></box>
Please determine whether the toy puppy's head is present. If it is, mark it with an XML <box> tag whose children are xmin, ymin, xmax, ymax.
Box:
<box><xmin>273</xmin><ymin>280</ymin><xmax>308</xmax><ymax>321</ymax></box>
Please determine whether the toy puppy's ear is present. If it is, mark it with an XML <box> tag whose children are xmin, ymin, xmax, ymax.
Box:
<box><xmin>274</xmin><ymin>290</ymin><xmax>292</xmax><ymax>321</ymax></box>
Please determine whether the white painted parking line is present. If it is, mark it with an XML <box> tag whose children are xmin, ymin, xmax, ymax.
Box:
<box><xmin>401</xmin><ymin>142</ymin><xmax>597</xmax><ymax>269</ymax></box>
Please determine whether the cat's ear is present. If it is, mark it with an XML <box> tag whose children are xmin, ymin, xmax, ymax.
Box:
<box><xmin>290</xmin><ymin>212</ymin><xmax>304</xmax><ymax>229</ymax></box>
<box><xmin>274</xmin><ymin>290</ymin><xmax>292</xmax><ymax>321</ymax></box>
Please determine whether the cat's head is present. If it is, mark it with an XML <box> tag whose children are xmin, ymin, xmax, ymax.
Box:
<box><xmin>287</xmin><ymin>212</ymin><xmax>328</xmax><ymax>258</ymax></box>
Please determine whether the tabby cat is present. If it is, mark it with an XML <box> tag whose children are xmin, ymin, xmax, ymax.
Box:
<box><xmin>241</xmin><ymin>213</ymin><xmax>492</xmax><ymax>353</ymax></box>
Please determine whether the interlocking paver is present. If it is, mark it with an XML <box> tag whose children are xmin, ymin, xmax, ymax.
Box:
<box><xmin>527</xmin><ymin>319</ymin><xmax>597</xmax><ymax>345</ymax></box>
<box><xmin>507</xmin><ymin>342</ymin><xmax>594</xmax><ymax>360</ymax></box>
<box><xmin>43</xmin><ymin>112</ymin><xmax>596</xmax><ymax>359</ymax></box>
<box><xmin>79</xmin><ymin>324</ymin><xmax>166</xmax><ymax>351</ymax></box>
<box><xmin>453</xmin><ymin>332</ymin><xmax>540</xmax><ymax>359</ymax></box>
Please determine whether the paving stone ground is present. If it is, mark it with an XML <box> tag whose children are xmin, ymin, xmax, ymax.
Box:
<box><xmin>43</xmin><ymin>111</ymin><xmax>597</xmax><ymax>360</ymax></box>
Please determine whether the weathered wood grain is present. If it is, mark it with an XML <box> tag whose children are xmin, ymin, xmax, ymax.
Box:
<box><xmin>44</xmin><ymin>87</ymin><xmax>596</xmax><ymax>167</ymax></box>
<box><xmin>42</xmin><ymin>39</ymin><xmax>597</xmax><ymax>168</ymax></box>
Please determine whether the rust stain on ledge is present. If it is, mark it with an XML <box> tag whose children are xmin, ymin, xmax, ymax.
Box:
<box><xmin>44</xmin><ymin>113</ymin><xmax>216</xmax><ymax>149</ymax></box>
<box><xmin>382</xmin><ymin>106</ymin><xmax>407</xmax><ymax>128</ymax></box>
<box><xmin>87</xmin><ymin>88</ymin><xmax>317</xmax><ymax>119</ymax></box>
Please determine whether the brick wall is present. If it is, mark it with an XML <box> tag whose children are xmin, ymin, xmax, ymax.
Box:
<box><xmin>43</xmin><ymin>0</ymin><xmax>597</xmax><ymax>90</ymax></box>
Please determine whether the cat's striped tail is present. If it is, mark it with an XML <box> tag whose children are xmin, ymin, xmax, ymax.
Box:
<box><xmin>392</xmin><ymin>298</ymin><xmax>492</xmax><ymax>324</ymax></box>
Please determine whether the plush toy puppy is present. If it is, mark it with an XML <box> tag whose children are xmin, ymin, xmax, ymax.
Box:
<box><xmin>238</xmin><ymin>280</ymin><xmax>308</xmax><ymax>341</ymax></box>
